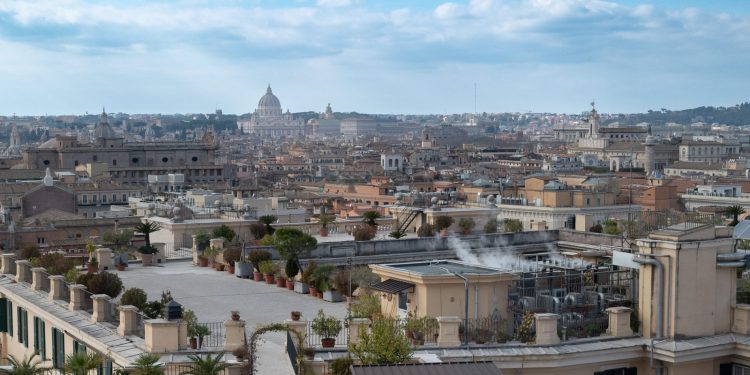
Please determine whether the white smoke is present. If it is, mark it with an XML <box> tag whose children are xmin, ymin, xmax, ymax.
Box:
<box><xmin>450</xmin><ymin>235</ymin><xmax>590</xmax><ymax>272</ymax></box>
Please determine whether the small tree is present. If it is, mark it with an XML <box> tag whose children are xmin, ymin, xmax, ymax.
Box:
<box><xmin>349</xmin><ymin>317</ymin><xmax>413</xmax><ymax>365</ymax></box>
<box><xmin>728</xmin><ymin>205</ymin><xmax>746</xmax><ymax>226</ymax></box>
<box><xmin>318</xmin><ymin>214</ymin><xmax>335</xmax><ymax>229</ymax></box>
<box><xmin>249</xmin><ymin>222</ymin><xmax>267</xmax><ymax>240</ymax></box>
<box><xmin>273</xmin><ymin>228</ymin><xmax>317</xmax><ymax>278</ymax></box>
<box><xmin>589</xmin><ymin>223</ymin><xmax>603</xmax><ymax>233</ymax></box>
<box><xmin>388</xmin><ymin>230</ymin><xmax>407</xmax><ymax>239</ymax></box>
<box><xmin>434</xmin><ymin>216</ymin><xmax>454</xmax><ymax>231</ymax></box>
<box><xmin>311</xmin><ymin>309</ymin><xmax>343</xmax><ymax>340</ymax></box>
<box><xmin>353</xmin><ymin>225</ymin><xmax>377</xmax><ymax>241</ymax></box>
<box><xmin>120</xmin><ymin>288</ymin><xmax>148</xmax><ymax>310</ymax></box>
<box><xmin>5</xmin><ymin>353</ymin><xmax>47</xmax><ymax>375</ymax></box>
<box><xmin>103</xmin><ymin>229</ymin><xmax>134</xmax><ymax>251</ymax></box>
<box><xmin>362</xmin><ymin>211</ymin><xmax>381</xmax><ymax>227</ymax></box>
<box><xmin>458</xmin><ymin>218</ymin><xmax>476</xmax><ymax>234</ymax></box>
<box><xmin>212</xmin><ymin>225</ymin><xmax>236</xmax><ymax>242</ymax></box>
<box><xmin>484</xmin><ymin>218</ymin><xmax>498</xmax><ymax>234</ymax></box>
<box><xmin>36</xmin><ymin>252</ymin><xmax>75</xmax><ymax>275</ymax></box>
<box><xmin>248</xmin><ymin>250</ymin><xmax>271</xmax><ymax>273</ymax></box>
<box><xmin>417</xmin><ymin>223</ymin><xmax>434</xmax><ymax>237</ymax></box>
<box><xmin>63</xmin><ymin>352</ymin><xmax>103</xmax><ymax>375</ymax></box>
<box><xmin>86</xmin><ymin>272</ymin><xmax>124</xmax><ymax>298</ymax></box>
<box><xmin>258</xmin><ymin>215</ymin><xmax>277</xmax><ymax>235</ymax></box>
<box><xmin>131</xmin><ymin>353</ymin><xmax>165</xmax><ymax>375</ymax></box>
<box><xmin>135</xmin><ymin>221</ymin><xmax>162</xmax><ymax>253</ymax></box>
<box><xmin>504</xmin><ymin>218</ymin><xmax>523</xmax><ymax>233</ymax></box>
<box><xmin>350</xmin><ymin>293</ymin><xmax>382</xmax><ymax>320</ymax></box>
<box><xmin>180</xmin><ymin>353</ymin><xmax>231</xmax><ymax>375</ymax></box>
<box><xmin>602</xmin><ymin>219</ymin><xmax>621</xmax><ymax>235</ymax></box>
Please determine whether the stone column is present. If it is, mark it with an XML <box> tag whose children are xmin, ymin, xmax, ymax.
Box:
<box><xmin>733</xmin><ymin>304</ymin><xmax>750</xmax><ymax>335</ymax></box>
<box><xmin>535</xmin><ymin>313</ymin><xmax>560</xmax><ymax>345</ymax></box>
<box><xmin>0</xmin><ymin>254</ymin><xmax>16</xmax><ymax>274</ymax></box>
<box><xmin>348</xmin><ymin>318</ymin><xmax>370</xmax><ymax>345</ymax></box>
<box><xmin>285</xmin><ymin>319</ymin><xmax>307</xmax><ymax>343</ymax></box>
<box><xmin>69</xmin><ymin>284</ymin><xmax>87</xmax><ymax>311</ymax></box>
<box><xmin>48</xmin><ymin>275</ymin><xmax>66</xmax><ymax>300</ymax></box>
<box><xmin>144</xmin><ymin>319</ymin><xmax>181</xmax><ymax>353</ymax></box>
<box><xmin>307</xmin><ymin>359</ymin><xmax>326</xmax><ymax>375</ymax></box>
<box><xmin>224</xmin><ymin>319</ymin><xmax>246</xmax><ymax>351</ymax></box>
<box><xmin>606</xmin><ymin>306</ymin><xmax>634</xmax><ymax>337</ymax></box>
<box><xmin>179</xmin><ymin>320</ymin><xmax>188</xmax><ymax>350</ymax></box>
<box><xmin>118</xmin><ymin>305</ymin><xmax>139</xmax><ymax>336</ymax></box>
<box><xmin>191</xmin><ymin>234</ymin><xmax>200</xmax><ymax>265</ymax></box>
<box><xmin>31</xmin><ymin>267</ymin><xmax>47</xmax><ymax>291</ymax></box>
<box><xmin>15</xmin><ymin>260</ymin><xmax>30</xmax><ymax>283</ymax></box>
<box><xmin>91</xmin><ymin>294</ymin><xmax>111</xmax><ymax>323</ymax></box>
<box><xmin>436</xmin><ymin>316</ymin><xmax>462</xmax><ymax>347</ymax></box>
<box><xmin>95</xmin><ymin>248</ymin><xmax>113</xmax><ymax>271</ymax></box>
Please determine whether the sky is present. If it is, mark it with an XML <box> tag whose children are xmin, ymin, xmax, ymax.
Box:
<box><xmin>0</xmin><ymin>0</ymin><xmax>749</xmax><ymax>116</ymax></box>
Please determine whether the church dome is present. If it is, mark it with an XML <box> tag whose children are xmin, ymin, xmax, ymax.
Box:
<box><xmin>255</xmin><ymin>85</ymin><xmax>283</xmax><ymax>117</ymax></box>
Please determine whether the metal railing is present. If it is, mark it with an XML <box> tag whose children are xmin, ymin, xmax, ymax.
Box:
<box><xmin>460</xmin><ymin>317</ymin><xmax>509</xmax><ymax>344</ymax></box>
<box><xmin>161</xmin><ymin>243</ymin><xmax>193</xmax><ymax>260</ymax></box>
<box><xmin>559</xmin><ymin>312</ymin><xmax>609</xmax><ymax>341</ymax></box>
<box><xmin>286</xmin><ymin>331</ymin><xmax>299</xmax><ymax>375</ymax></box>
<box><xmin>195</xmin><ymin>321</ymin><xmax>225</xmax><ymax>348</ymax></box>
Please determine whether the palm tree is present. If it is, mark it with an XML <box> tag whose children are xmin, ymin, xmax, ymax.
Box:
<box><xmin>64</xmin><ymin>352</ymin><xmax>103</xmax><ymax>375</ymax></box>
<box><xmin>728</xmin><ymin>205</ymin><xmax>746</xmax><ymax>226</ymax></box>
<box><xmin>3</xmin><ymin>353</ymin><xmax>47</xmax><ymax>375</ymax></box>
<box><xmin>134</xmin><ymin>221</ymin><xmax>162</xmax><ymax>249</ymax></box>
<box><xmin>131</xmin><ymin>353</ymin><xmax>164</xmax><ymax>375</ymax></box>
<box><xmin>258</xmin><ymin>215</ymin><xmax>277</xmax><ymax>235</ymax></box>
<box><xmin>180</xmin><ymin>353</ymin><xmax>231</xmax><ymax>375</ymax></box>
<box><xmin>362</xmin><ymin>211</ymin><xmax>381</xmax><ymax>227</ymax></box>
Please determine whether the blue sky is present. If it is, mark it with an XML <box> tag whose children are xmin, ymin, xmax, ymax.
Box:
<box><xmin>0</xmin><ymin>0</ymin><xmax>748</xmax><ymax>115</ymax></box>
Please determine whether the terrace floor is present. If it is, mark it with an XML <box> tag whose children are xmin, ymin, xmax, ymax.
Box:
<box><xmin>118</xmin><ymin>259</ymin><xmax>347</xmax><ymax>374</ymax></box>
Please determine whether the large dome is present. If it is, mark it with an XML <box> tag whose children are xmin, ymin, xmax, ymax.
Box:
<box><xmin>94</xmin><ymin>109</ymin><xmax>117</xmax><ymax>139</ymax></box>
<box><xmin>256</xmin><ymin>85</ymin><xmax>283</xmax><ymax>117</ymax></box>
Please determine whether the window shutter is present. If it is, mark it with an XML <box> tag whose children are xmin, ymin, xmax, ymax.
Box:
<box><xmin>0</xmin><ymin>298</ymin><xmax>7</xmax><ymax>332</ymax></box>
<box><xmin>40</xmin><ymin>320</ymin><xmax>47</xmax><ymax>360</ymax></box>
<box><xmin>22</xmin><ymin>310</ymin><xmax>28</xmax><ymax>347</ymax></box>
<box><xmin>33</xmin><ymin>317</ymin><xmax>39</xmax><ymax>352</ymax></box>
<box><xmin>16</xmin><ymin>306</ymin><xmax>22</xmax><ymax>343</ymax></box>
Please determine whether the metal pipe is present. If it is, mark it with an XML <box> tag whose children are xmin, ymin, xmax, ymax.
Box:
<box><xmin>634</xmin><ymin>254</ymin><xmax>665</xmax><ymax>375</ymax></box>
<box><xmin>717</xmin><ymin>261</ymin><xmax>746</xmax><ymax>268</ymax></box>
<box><xmin>717</xmin><ymin>253</ymin><xmax>748</xmax><ymax>261</ymax></box>
<box><xmin>475</xmin><ymin>285</ymin><xmax>479</xmax><ymax>320</ymax></box>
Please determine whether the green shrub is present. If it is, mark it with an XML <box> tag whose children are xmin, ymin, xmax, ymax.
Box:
<box><xmin>310</xmin><ymin>265</ymin><xmax>336</xmax><ymax>291</ymax></box>
<box><xmin>417</xmin><ymin>223</ymin><xmax>434</xmax><ymax>237</ymax></box>
<box><xmin>311</xmin><ymin>309</ymin><xmax>342</xmax><ymax>339</ymax></box>
<box><xmin>434</xmin><ymin>216</ymin><xmax>454</xmax><ymax>231</ymax></box>
<box><xmin>86</xmin><ymin>272</ymin><xmax>124</xmax><ymax>298</ymax></box>
<box><xmin>351</xmin><ymin>294</ymin><xmax>381</xmax><ymax>320</ymax></box>
<box><xmin>222</xmin><ymin>247</ymin><xmax>241</xmax><ymax>266</ymax></box>
<box><xmin>19</xmin><ymin>245</ymin><xmax>40</xmax><ymax>260</ymax></box>
<box><xmin>249</xmin><ymin>222</ymin><xmax>266</xmax><ymax>240</ymax></box>
<box><xmin>249</xmin><ymin>250</ymin><xmax>272</xmax><ymax>272</ymax></box>
<box><xmin>483</xmin><ymin>218</ymin><xmax>498</xmax><ymax>234</ymax></box>
<box><xmin>353</xmin><ymin>225</ymin><xmax>376</xmax><ymax>241</ymax></box>
<box><xmin>120</xmin><ymin>288</ymin><xmax>148</xmax><ymax>310</ymax></box>
<box><xmin>36</xmin><ymin>252</ymin><xmax>76</xmax><ymax>275</ymax></box>
<box><xmin>212</xmin><ymin>225</ymin><xmax>236</xmax><ymax>242</ymax></box>
<box><xmin>258</xmin><ymin>260</ymin><xmax>279</xmax><ymax>275</ymax></box>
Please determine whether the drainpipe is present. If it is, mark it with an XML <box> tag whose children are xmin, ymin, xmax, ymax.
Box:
<box><xmin>475</xmin><ymin>285</ymin><xmax>479</xmax><ymax>320</ymax></box>
<box><xmin>633</xmin><ymin>253</ymin><xmax>665</xmax><ymax>375</ymax></box>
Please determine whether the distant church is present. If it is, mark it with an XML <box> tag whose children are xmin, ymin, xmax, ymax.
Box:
<box><xmin>237</xmin><ymin>85</ymin><xmax>305</xmax><ymax>137</ymax></box>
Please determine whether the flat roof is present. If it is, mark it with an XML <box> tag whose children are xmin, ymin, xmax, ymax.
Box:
<box><xmin>378</xmin><ymin>260</ymin><xmax>509</xmax><ymax>276</ymax></box>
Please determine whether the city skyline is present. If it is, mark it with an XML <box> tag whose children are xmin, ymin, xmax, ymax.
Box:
<box><xmin>0</xmin><ymin>0</ymin><xmax>749</xmax><ymax>115</ymax></box>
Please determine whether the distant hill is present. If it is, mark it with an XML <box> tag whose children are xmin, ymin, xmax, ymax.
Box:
<box><xmin>613</xmin><ymin>102</ymin><xmax>750</xmax><ymax>126</ymax></box>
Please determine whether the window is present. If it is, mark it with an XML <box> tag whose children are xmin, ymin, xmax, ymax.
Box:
<box><xmin>73</xmin><ymin>340</ymin><xmax>86</xmax><ymax>354</ymax></box>
<box><xmin>132</xmin><ymin>157</ymin><xmax>139</xmax><ymax>164</ymax></box>
<box><xmin>43</xmin><ymin>160</ymin><xmax>50</xmax><ymax>165</ymax></box>
<box><xmin>102</xmin><ymin>195</ymin><xmax>107</xmax><ymax>203</ymax></box>
<box><xmin>83</xmin><ymin>195</ymin><xmax>88</xmax><ymax>204</ymax></box>
<box><xmin>122</xmin><ymin>194</ymin><xmax>127</xmax><ymax>202</ymax></box>
<box><xmin>594</xmin><ymin>368</ymin><xmax>636</xmax><ymax>375</ymax></box>
<box><xmin>98</xmin><ymin>358</ymin><xmax>113</xmax><ymax>375</ymax></box>
<box><xmin>112</xmin><ymin>160</ymin><xmax>117</xmax><ymax>166</ymax></box>
<box><xmin>52</xmin><ymin>328</ymin><xmax>65</xmax><ymax>369</ymax></box>
<box><xmin>162</xmin><ymin>157</ymin><xmax>169</xmax><ymax>163</ymax></box>
<box><xmin>93</xmin><ymin>195</ymin><xmax>97</xmax><ymax>203</ymax></box>
<box><xmin>0</xmin><ymin>298</ymin><xmax>8</xmax><ymax>333</ymax></box>
<box><xmin>17</xmin><ymin>306</ymin><xmax>28</xmax><ymax>347</ymax></box>
<box><xmin>192</xmin><ymin>156</ymin><xmax>198</xmax><ymax>162</ymax></box>
<box><xmin>6</xmin><ymin>300</ymin><xmax>12</xmax><ymax>336</ymax></box>
<box><xmin>33</xmin><ymin>317</ymin><xmax>46</xmax><ymax>360</ymax></box>
<box><xmin>37</xmin><ymin>237</ymin><xmax>45</xmax><ymax>245</ymax></box>
<box><xmin>93</xmin><ymin>155</ymin><xmax>98</xmax><ymax>162</ymax></box>
<box><xmin>398</xmin><ymin>291</ymin><xmax>408</xmax><ymax>311</ymax></box>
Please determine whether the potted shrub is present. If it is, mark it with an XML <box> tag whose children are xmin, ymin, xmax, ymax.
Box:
<box><xmin>303</xmin><ymin>348</ymin><xmax>315</xmax><ymax>360</ymax></box>
<box><xmin>285</xmin><ymin>258</ymin><xmax>298</xmax><ymax>290</ymax></box>
<box><xmin>272</xmin><ymin>228</ymin><xmax>317</xmax><ymax>290</ymax></box>
<box><xmin>259</xmin><ymin>215</ymin><xmax>277</xmax><ymax>235</ymax></box>
<box><xmin>434</xmin><ymin>216</ymin><xmax>454</xmax><ymax>237</ymax></box>
<box><xmin>203</xmin><ymin>246</ymin><xmax>220</xmax><ymax>268</ymax></box>
<box><xmin>222</xmin><ymin>246</ymin><xmax>241</xmax><ymax>275</ymax></box>
<box><xmin>458</xmin><ymin>218</ymin><xmax>476</xmax><ymax>235</ymax></box>
<box><xmin>310</xmin><ymin>264</ymin><xmax>335</xmax><ymax>300</ymax></box>
<box><xmin>318</xmin><ymin>214</ymin><xmax>335</xmax><ymax>237</ymax></box>
<box><xmin>188</xmin><ymin>323</ymin><xmax>211</xmax><ymax>349</ymax></box>
<box><xmin>352</xmin><ymin>225</ymin><xmax>376</xmax><ymax>241</ymax></box>
<box><xmin>249</xmin><ymin>222</ymin><xmax>267</xmax><ymax>243</ymax></box>
<box><xmin>115</xmin><ymin>257</ymin><xmax>126</xmax><ymax>271</ymax></box>
<box><xmin>135</xmin><ymin>221</ymin><xmax>162</xmax><ymax>266</ymax></box>
<box><xmin>249</xmin><ymin>250</ymin><xmax>271</xmax><ymax>281</ymax></box>
<box><xmin>197</xmin><ymin>254</ymin><xmax>209</xmax><ymax>267</ymax></box>
<box><xmin>296</xmin><ymin>261</ymin><xmax>316</xmax><ymax>294</ymax></box>
<box><xmin>259</xmin><ymin>260</ymin><xmax>278</xmax><ymax>284</ymax></box>
<box><xmin>231</xmin><ymin>311</ymin><xmax>240</xmax><ymax>321</ymax></box>
<box><xmin>291</xmin><ymin>311</ymin><xmax>302</xmax><ymax>321</ymax></box>
<box><xmin>194</xmin><ymin>232</ymin><xmax>211</xmax><ymax>252</ymax></box>
<box><xmin>234</xmin><ymin>245</ymin><xmax>252</xmax><ymax>278</ymax></box>
<box><xmin>276</xmin><ymin>266</ymin><xmax>287</xmax><ymax>288</ymax></box>
<box><xmin>85</xmin><ymin>241</ymin><xmax>98</xmax><ymax>273</ymax></box>
<box><xmin>311</xmin><ymin>309</ymin><xmax>342</xmax><ymax>348</ymax></box>
<box><xmin>417</xmin><ymin>223</ymin><xmax>435</xmax><ymax>237</ymax></box>
<box><xmin>484</xmin><ymin>218</ymin><xmax>498</xmax><ymax>234</ymax></box>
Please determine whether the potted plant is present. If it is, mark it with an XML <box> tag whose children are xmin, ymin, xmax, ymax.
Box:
<box><xmin>297</xmin><ymin>261</ymin><xmax>316</xmax><ymax>294</ymax></box>
<box><xmin>85</xmin><ymin>241</ymin><xmax>98</xmax><ymax>273</ymax></box>
<box><xmin>197</xmin><ymin>254</ymin><xmax>209</xmax><ymax>267</ymax></box>
<box><xmin>272</xmin><ymin>228</ymin><xmax>317</xmax><ymax>291</ymax></box>
<box><xmin>318</xmin><ymin>214</ymin><xmax>335</xmax><ymax>237</ymax></box>
<box><xmin>135</xmin><ymin>221</ymin><xmax>161</xmax><ymax>266</ymax></box>
<box><xmin>222</xmin><ymin>246</ymin><xmax>241</xmax><ymax>275</ymax></box>
<box><xmin>115</xmin><ymin>257</ymin><xmax>126</xmax><ymax>271</ymax></box>
<box><xmin>258</xmin><ymin>215</ymin><xmax>277</xmax><ymax>235</ymax></box>
<box><xmin>276</xmin><ymin>266</ymin><xmax>287</xmax><ymax>288</ymax></box>
<box><xmin>458</xmin><ymin>218</ymin><xmax>476</xmax><ymax>235</ymax></box>
<box><xmin>291</xmin><ymin>311</ymin><xmax>302</xmax><ymax>321</ymax></box>
<box><xmin>188</xmin><ymin>323</ymin><xmax>211</xmax><ymax>349</ymax></box>
<box><xmin>194</xmin><ymin>232</ymin><xmax>211</xmax><ymax>252</ymax></box>
<box><xmin>202</xmin><ymin>246</ymin><xmax>220</xmax><ymax>268</ymax></box>
<box><xmin>234</xmin><ymin>244</ymin><xmax>252</xmax><ymax>278</ymax></box>
<box><xmin>311</xmin><ymin>309</ymin><xmax>342</xmax><ymax>348</ymax></box>
<box><xmin>303</xmin><ymin>348</ymin><xmax>315</xmax><ymax>360</ymax></box>
<box><xmin>259</xmin><ymin>260</ymin><xmax>278</xmax><ymax>284</ymax></box>
<box><xmin>434</xmin><ymin>216</ymin><xmax>454</xmax><ymax>237</ymax></box>
<box><xmin>249</xmin><ymin>250</ymin><xmax>271</xmax><ymax>281</ymax></box>
<box><xmin>310</xmin><ymin>264</ymin><xmax>335</xmax><ymax>300</ymax></box>
<box><xmin>231</xmin><ymin>311</ymin><xmax>240</xmax><ymax>321</ymax></box>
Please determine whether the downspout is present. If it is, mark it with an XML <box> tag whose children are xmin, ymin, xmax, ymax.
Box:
<box><xmin>475</xmin><ymin>285</ymin><xmax>479</xmax><ymax>320</ymax></box>
<box><xmin>633</xmin><ymin>253</ymin><xmax>665</xmax><ymax>375</ymax></box>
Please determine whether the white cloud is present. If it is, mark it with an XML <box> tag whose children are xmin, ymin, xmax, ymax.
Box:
<box><xmin>434</xmin><ymin>2</ymin><xmax>462</xmax><ymax>20</ymax></box>
<box><xmin>316</xmin><ymin>0</ymin><xmax>352</xmax><ymax>8</ymax></box>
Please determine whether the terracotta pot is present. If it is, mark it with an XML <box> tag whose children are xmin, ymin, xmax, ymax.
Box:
<box><xmin>253</xmin><ymin>272</ymin><xmax>263</xmax><ymax>281</ymax></box>
<box><xmin>462</xmin><ymin>229</ymin><xmax>471</xmax><ymax>235</ymax></box>
<box><xmin>291</xmin><ymin>311</ymin><xmax>301</xmax><ymax>321</ymax></box>
<box><xmin>321</xmin><ymin>338</ymin><xmax>336</xmax><ymax>348</ymax></box>
<box><xmin>405</xmin><ymin>330</ymin><xmax>414</xmax><ymax>339</ymax></box>
<box><xmin>309</xmin><ymin>287</ymin><xmax>319</xmax><ymax>297</ymax></box>
<box><xmin>198</xmin><ymin>258</ymin><xmax>209</xmax><ymax>267</ymax></box>
<box><xmin>286</xmin><ymin>279</ymin><xmax>295</xmax><ymax>290</ymax></box>
<box><xmin>276</xmin><ymin>276</ymin><xmax>286</xmax><ymax>287</ymax></box>
<box><xmin>264</xmin><ymin>274</ymin><xmax>275</xmax><ymax>284</ymax></box>
<box><xmin>189</xmin><ymin>338</ymin><xmax>197</xmax><ymax>349</ymax></box>
<box><xmin>319</xmin><ymin>227</ymin><xmax>329</xmax><ymax>237</ymax></box>
<box><xmin>439</xmin><ymin>229</ymin><xmax>449</xmax><ymax>237</ymax></box>
<box><xmin>231</xmin><ymin>313</ymin><xmax>240</xmax><ymax>321</ymax></box>
<box><xmin>215</xmin><ymin>264</ymin><xmax>225</xmax><ymax>272</ymax></box>
<box><xmin>317</xmin><ymin>292</ymin><xmax>323</xmax><ymax>299</ymax></box>
<box><xmin>141</xmin><ymin>253</ymin><xmax>154</xmax><ymax>266</ymax></box>
<box><xmin>87</xmin><ymin>263</ymin><xmax>98</xmax><ymax>274</ymax></box>
<box><xmin>116</xmin><ymin>263</ymin><xmax>126</xmax><ymax>271</ymax></box>
<box><xmin>227</xmin><ymin>265</ymin><xmax>235</xmax><ymax>274</ymax></box>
